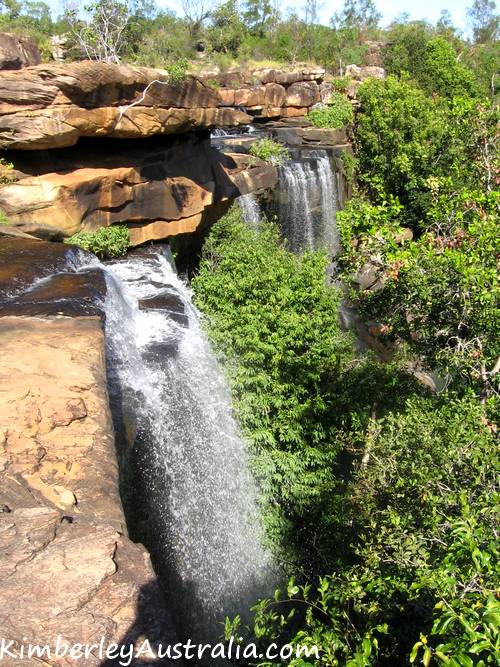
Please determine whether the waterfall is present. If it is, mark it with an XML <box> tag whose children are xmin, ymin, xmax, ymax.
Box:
<box><xmin>101</xmin><ymin>247</ymin><xmax>272</xmax><ymax>642</ymax></box>
<box><xmin>275</xmin><ymin>150</ymin><xmax>339</xmax><ymax>254</ymax></box>
<box><xmin>238</xmin><ymin>193</ymin><xmax>262</xmax><ymax>228</ymax></box>
<box><xmin>211</xmin><ymin>125</ymin><xmax>256</xmax><ymax>140</ymax></box>
<box><xmin>211</xmin><ymin>127</ymin><xmax>228</xmax><ymax>137</ymax></box>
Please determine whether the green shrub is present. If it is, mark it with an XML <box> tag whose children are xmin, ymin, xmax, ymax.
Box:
<box><xmin>0</xmin><ymin>210</ymin><xmax>9</xmax><ymax>225</ymax></box>
<box><xmin>193</xmin><ymin>206</ymin><xmax>353</xmax><ymax>559</ymax></box>
<box><xmin>166</xmin><ymin>57</ymin><xmax>189</xmax><ymax>85</ymax></box>
<box><xmin>65</xmin><ymin>225</ymin><xmax>130</xmax><ymax>259</ymax></box>
<box><xmin>338</xmin><ymin>189</ymin><xmax>500</xmax><ymax>395</ymax></box>
<box><xmin>249</xmin><ymin>138</ymin><xmax>290</xmax><ymax>166</ymax></box>
<box><xmin>329</xmin><ymin>75</ymin><xmax>352</xmax><ymax>92</ymax></box>
<box><xmin>306</xmin><ymin>92</ymin><xmax>353</xmax><ymax>129</ymax></box>
<box><xmin>354</xmin><ymin>76</ymin><xmax>498</xmax><ymax>224</ymax></box>
<box><xmin>233</xmin><ymin>395</ymin><xmax>499</xmax><ymax>666</ymax></box>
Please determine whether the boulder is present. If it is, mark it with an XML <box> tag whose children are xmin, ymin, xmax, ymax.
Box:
<box><xmin>0</xmin><ymin>61</ymin><xmax>252</xmax><ymax>149</ymax></box>
<box><xmin>0</xmin><ymin>32</ymin><xmax>40</xmax><ymax>70</ymax></box>
<box><xmin>345</xmin><ymin>64</ymin><xmax>386</xmax><ymax>81</ymax></box>
<box><xmin>234</xmin><ymin>85</ymin><xmax>266</xmax><ymax>107</ymax></box>
<box><xmin>285</xmin><ymin>81</ymin><xmax>320</xmax><ymax>107</ymax></box>
<box><xmin>264</xmin><ymin>82</ymin><xmax>286</xmax><ymax>106</ymax></box>
<box><xmin>270</xmin><ymin>126</ymin><xmax>349</xmax><ymax>147</ymax></box>
<box><xmin>282</xmin><ymin>106</ymin><xmax>309</xmax><ymax>117</ymax></box>
<box><xmin>0</xmin><ymin>312</ymin><xmax>175</xmax><ymax>663</ymax></box>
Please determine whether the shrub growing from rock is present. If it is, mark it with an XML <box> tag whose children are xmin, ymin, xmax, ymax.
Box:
<box><xmin>249</xmin><ymin>137</ymin><xmax>290</xmax><ymax>166</ymax></box>
<box><xmin>65</xmin><ymin>225</ymin><xmax>130</xmax><ymax>259</ymax></box>
<box><xmin>307</xmin><ymin>92</ymin><xmax>354</xmax><ymax>128</ymax></box>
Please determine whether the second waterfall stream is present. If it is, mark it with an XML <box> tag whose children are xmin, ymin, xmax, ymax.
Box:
<box><xmin>101</xmin><ymin>246</ymin><xmax>273</xmax><ymax>643</ymax></box>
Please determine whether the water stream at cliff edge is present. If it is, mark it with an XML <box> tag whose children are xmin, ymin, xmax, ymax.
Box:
<box><xmin>101</xmin><ymin>247</ymin><xmax>273</xmax><ymax>643</ymax></box>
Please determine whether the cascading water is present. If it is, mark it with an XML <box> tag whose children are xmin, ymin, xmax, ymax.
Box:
<box><xmin>237</xmin><ymin>193</ymin><xmax>262</xmax><ymax>228</ymax></box>
<box><xmin>101</xmin><ymin>247</ymin><xmax>273</xmax><ymax>644</ymax></box>
<box><xmin>273</xmin><ymin>149</ymin><xmax>340</xmax><ymax>254</ymax></box>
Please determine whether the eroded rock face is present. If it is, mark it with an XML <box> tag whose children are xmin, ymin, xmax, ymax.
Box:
<box><xmin>0</xmin><ymin>311</ymin><xmax>174</xmax><ymax>665</ymax></box>
<box><xmin>0</xmin><ymin>32</ymin><xmax>41</xmax><ymax>70</ymax></box>
<box><xmin>0</xmin><ymin>61</ymin><xmax>251</xmax><ymax>149</ymax></box>
<box><xmin>0</xmin><ymin>135</ymin><xmax>277</xmax><ymax>244</ymax></box>
<box><xmin>200</xmin><ymin>67</ymin><xmax>324</xmax><ymax>120</ymax></box>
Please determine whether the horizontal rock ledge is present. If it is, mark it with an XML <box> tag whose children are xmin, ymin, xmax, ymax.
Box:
<box><xmin>0</xmin><ymin>61</ymin><xmax>252</xmax><ymax>149</ymax></box>
<box><xmin>0</xmin><ymin>135</ymin><xmax>277</xmax><ymax>244</ymax></box>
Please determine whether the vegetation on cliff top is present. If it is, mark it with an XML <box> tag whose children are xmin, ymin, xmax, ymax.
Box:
<box><xmin>0</xmin><ymin>1</ymin><xmax>498</xmax><ymax>101</ymax></box>
<box><xmin>307</xmin><ymin>91</ymin><xmax>354</xmax><ymax>128</ymax></box>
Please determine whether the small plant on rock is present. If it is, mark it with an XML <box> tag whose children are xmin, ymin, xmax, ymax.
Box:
<box><xmin>307</xmin><ymin>92</ymin><xmax>354</xmax><ymax>128</ymax></box>
<box><xmin>65</xmin><ymin>225</ymin><xmax>130</xmax><ymax>259</ymax></box>
<box><xmin>0</xmin><ymin>157</ymin><xmax>17</xmax><ymax>185</ymax></box>
<box><xmin>166</xmin><ymin>58</ymin><xmax>189</xmax><ymax>85</ymax></box>
<box><xmin>249</xmin><ymin>138</ymin><xmax>290</xmax><ymax>166</ymax></box>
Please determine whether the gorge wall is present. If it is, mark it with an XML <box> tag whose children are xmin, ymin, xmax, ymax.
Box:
<box><xmin>0</xmin><ymin>60</ymin><xmax>277</xmax><ymax>245</ymax></box>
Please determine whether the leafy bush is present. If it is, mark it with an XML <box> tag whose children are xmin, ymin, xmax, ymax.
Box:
<box><xmin>65</xmin><ymin>225</ymin><xmax>130</xmax><ymax>258</ymax></box>
<box><xmin>0</xmin><ymin>210</ymin><xmax>9</xmax><ymax>225</ymax></box>
<box><xmin>166</xmin><ymin>57</ymin><xmax>189</xmax><ymax>85</ymax></box>
<box><xmin>193</xmin><ymin>207</ymin><xmax>353</xmax><ymax>559</ymax></box>
<box><xmin>338</xmin><ymin>189</ymin><xmax>500</xmax><ymax>396</ymax></box>
<box><xmin>384</xmin><ymin>26</ymin><xmax>480</xmax><ymax>100</ymax></box>
<box><xmin>329</xmin><ymin>75</ymin><xmax>352</xmax><ymax>92</ymax></box>
<box><xmin>232</xmin><ymin>395</ymin><xmax>499</xmax><ymax>666</ymax></box>
<box><xmin>249</xmin><ymin>138</ymin><xmax>290</xmax><ymax>166</ymax></box>
<box><xmin>354</xmin><ymin>76</ymin><xmax>498</xmax><ymax>224</ymax></box>
<box><xmin>307</xmin><ymin>92</ymin><xmax>354</xmax><ymax>129</ymax></box>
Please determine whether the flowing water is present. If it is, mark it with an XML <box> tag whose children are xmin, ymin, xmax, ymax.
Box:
<box><xmin>272</xmin><ymin>150</ymin><xmax>340</xmax><ymax>254</ymax></box>
<box><xmin>101</xmin><ymin>247</ymin><xmax>273</xmax><ymax>643</ymax></box>
<box><xmin>237</xmin><ymin>193</ymin><xmax>262</xmax><ymax>227</ymax></box>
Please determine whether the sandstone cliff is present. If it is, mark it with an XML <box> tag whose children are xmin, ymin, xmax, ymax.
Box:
<box><xmin>0</xmin><ymin>61</ymin><xmax>277</xmax><ymax>245</ymax></box>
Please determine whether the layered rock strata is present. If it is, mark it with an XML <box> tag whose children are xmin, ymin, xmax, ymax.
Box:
<box><xmin>0</xmin><ymin>61</ymin><xmax>251</xmax><ymax>150</ymax></box>
<box><xmin>0</xmin><ymin>134</ymin><xmax>277</xmax><ymax>244</ymax></box>
<box><xmin>0</xmin><ymin>61</ymin><xmax>277</xmax><ymax>244</ymax></box>
<box><xmin>201</xmin><ymin>66</ymin><xmax>326</xmax><ymax>120</ymax></box>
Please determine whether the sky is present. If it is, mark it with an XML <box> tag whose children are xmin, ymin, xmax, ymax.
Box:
<box><xmin>167</xmin><ymin>0</ymin><xmax>472</xmax><ymax>31</ymax></box>
<box><xmin>48</xmin><ymin>0</ymin><xmax>474</xmax><ymax>34</ymax></box>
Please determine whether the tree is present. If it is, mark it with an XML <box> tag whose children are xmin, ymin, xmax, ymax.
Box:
<box><xmin>243</xmin><ymin>0</ymin><xmax>272</xmax><ymax>37</ymax></box>
<box><xmin>331</xmin><ymin>0</ymin><xmax>381</xmax><ymax>32</ymax></box>
<box><xmin>206</xmin><ymin>0</ymin><xmax>245</xmax><ymax>55</ymax></box>
<box><xmin>180</xmin><ymin>0</ymin><xmax>214</xmax><ymax>37</ymax></box>
<box><xmin>467</xmin><ymin>0</ymin><xmax>499</xmax><ymax>42</ymax></box>
<box><xmin>65</xmin><ymin>0</ymin><xmax>130</xmax><ymax>63</ymax></box>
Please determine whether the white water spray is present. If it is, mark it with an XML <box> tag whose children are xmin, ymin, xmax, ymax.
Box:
<box><xmin>277</xmin><ymin>150</ymin><xmax>339</xmax><ymax>254</ymax></box>
<box><xmin>102</xmin><ymin>248</ymin><xmax>273</xmax><ymax>641</ymax></box>
<box><xmin>237</xmin><ymin>193</ymin><xmax>262</xmax><ymax>228</ymax></box>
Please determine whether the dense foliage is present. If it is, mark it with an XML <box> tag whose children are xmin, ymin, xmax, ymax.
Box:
<box><xmin>307</xmin><ymin>92</ymin><xmax>354</xmax><ymax>129</ymax></box>
<box><xmin>5</xmin><ymin>0</ymin><xmax>497</xmax><ymax>662</ymax></box>
<box><xmin>1</xmin><ymin>0</ymin><xmax>498</xmax><ymax>103</ymax></box>
<box><xmin>193</xmin><ymin>208</ymin><xmax>355</xmax><ymax>559</ymax></box>
<box><xmin>65</xmin><ymin>225</ymin><xmax>130</xmax><ymax>258</ymax></box>
<box><xmin>189</xmin><ymin>4</ymin><xmax>499</xmax><ymax>664</ymax></box>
